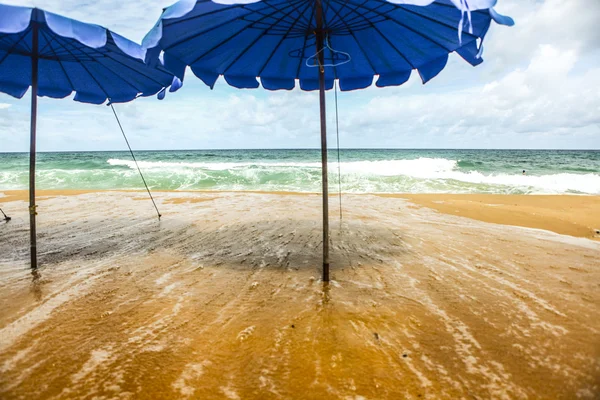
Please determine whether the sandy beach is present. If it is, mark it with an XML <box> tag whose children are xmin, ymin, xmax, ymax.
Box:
<box><xmin>0</xmin><ymin>190</ymin><xmax>599</xmax><ymax>399</ymax></box>
<box><xmin>394</xmin><ymin>194</ymin><xmax>600</xmax><ymax>241</ymax></box>
<box><xmin>3</xmin><ymin>190</ymin><xmax>600</xmax><ymax>239</ymax></box>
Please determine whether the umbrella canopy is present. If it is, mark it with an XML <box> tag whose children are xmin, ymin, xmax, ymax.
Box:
<box><xmin>0</xmin><ymin>3</ymin><xmax>176</xmax><ymax>268</ymax></box>
<box><xmin>143</xmin><ymin>0</ymin><xmax>513</xmax><ymax>280</ymax></box>
<box><xmin>0</xmin><ymin>4</ymin><xmax>175</xmax><ymax>103</ymax></box>
<box><xmin>143</xmin><ymin>0</ymin><xmax>513</xmax><ymax>90</ymax></box>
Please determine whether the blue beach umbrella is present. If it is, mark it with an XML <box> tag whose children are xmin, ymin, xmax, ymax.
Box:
<box><xmin>0</xmin><ymin>3</ymin><xmax>176</xmax><ymax>268</ymax></box>
<box><xmin>143</xmin><ymin>0</ymin><xmax>513</xmax><ymax>281</ymax></box>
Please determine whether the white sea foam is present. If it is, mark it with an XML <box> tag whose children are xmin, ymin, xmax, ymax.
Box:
<box><xmin>106</xmin><ymin>157</ymin><xmax>600</xmax><ymax>194</ymax></box>
<box><xmin>1</xmin><ymin>157</ymin><xmax>598</xmax><ymax>194</ymax></box>
<box><xmin>107</xmin><ymin>158</ymin><xmax>324</xmax><ymax>170</ymax></box>
<box><xmin>107</xmin><ymin>157</ymin><xmax>457</xmax><ymax>173</ymax></box>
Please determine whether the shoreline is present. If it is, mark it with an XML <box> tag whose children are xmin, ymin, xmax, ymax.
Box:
<box><xmin>1</xmin><ymin>189</ymin><xmax>599</xmax><ymax>240</ymax></box>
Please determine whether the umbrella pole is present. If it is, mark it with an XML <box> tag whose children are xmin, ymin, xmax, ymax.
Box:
<box><xmin>29</xmin><ymin>22</ymin><xmax>39</xmax><ymax>269</ymax></box>
<box><xmin>319</xmin><ymin>63</ymin><xmax>329</xmax><ymax>282</ymax></box>
<box><xmin>316</xmin><ymin>0</ymin><xmax>329</xmax><ymax>282</ymax></box>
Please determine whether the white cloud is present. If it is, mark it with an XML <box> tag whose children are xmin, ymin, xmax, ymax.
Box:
<box><xmin>1</xmin><ymin>0</ymin><xmax>172</xmax><ymax>42</ymax></box>
<box><xmin>352</xmin><ymin>44</ymin><xmax>600</xmax><ymax>145</ymax></box>
<box><xmin>483</xmin><ymin>0</ymin><xmax>600</xmax><ymax>72</ymax></box>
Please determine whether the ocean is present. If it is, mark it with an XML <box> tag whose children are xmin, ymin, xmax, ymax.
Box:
<box><xmin>1</xmin><ymin>149</ymin><xmax>599</xmax><ymax>194</ymax></box>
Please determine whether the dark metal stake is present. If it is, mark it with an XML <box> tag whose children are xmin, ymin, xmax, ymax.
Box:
<box><xmin>29</xmin><ymin>21</ymin><xmax>39</xmax><ymax>269</ymax></box>
<box><xmin>0</xmin><ymin>207</ymin><xmax>10</xmax><ymax>222</ymax></box>
<box><xmin>316</xmin><ymin>0</ymin><xmax>329</xmax><ymax>282</ymax></box>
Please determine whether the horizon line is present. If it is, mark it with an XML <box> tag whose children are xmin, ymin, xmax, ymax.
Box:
<box><xmin>1</xmin><ymin>147</ymin><xmax>599</xmax><ymax>154</ymax></box>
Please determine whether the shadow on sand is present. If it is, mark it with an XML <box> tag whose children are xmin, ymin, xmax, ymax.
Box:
<box><xmin>2</xmin><ymin>215</ymin><xmax>412</xmax><ymax>277</ymax></box>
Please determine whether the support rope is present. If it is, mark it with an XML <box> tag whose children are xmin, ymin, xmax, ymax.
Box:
<box><xmin>0</xmin><ymin>206</ymin><xmax>10</xmax><ymax>222</ymax></box>
<box><xmin>334</xmin><ymin>81</ymin><xmax>343</xmax><ymax>224</ymax></box>
<box><xmin>109</xmin><ymin>103</ymin><xmax>161</xmax><ymax>220</ymax></box>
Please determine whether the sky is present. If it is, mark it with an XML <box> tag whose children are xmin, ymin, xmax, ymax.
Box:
<box><xmin>0</xmin><ymin>0</ymin><xmax>599</xmax><ymax>152</ymax></box>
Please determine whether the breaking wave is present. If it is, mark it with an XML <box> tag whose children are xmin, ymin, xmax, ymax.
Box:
<box><xmin>103</xmin><ymin>157</ymin><xmax>600</xmax><ymax>194</ymax></box>
<box><xmin>2</xmin><ymin>156</ymin><xmax>599</xmax><ymax>195</ymax></box>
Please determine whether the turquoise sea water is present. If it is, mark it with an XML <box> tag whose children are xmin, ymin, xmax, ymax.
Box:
<box><xmin>1</xmin><ymin>149</ymin><xmax>599</xmax><ymax>194</ymax></box>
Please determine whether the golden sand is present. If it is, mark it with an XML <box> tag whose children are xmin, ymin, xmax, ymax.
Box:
<box><xmin>394</xmin><ymin>193</ymin><xmax>600</xmax><ymax>240</ymax></box>
<box><xmin>0</xmin><ymin>189</ymin><xmax>99</xmax><ymax>204</ymax></box>
<box><xmin>3</xmin><ymin>190</ymin><xmax>599</xmax><ymax>239</ymax></box>
<box><xmin>0</xmin><ymin>191</ymin><xmax>599</xmax><ymax>399</ymax></box>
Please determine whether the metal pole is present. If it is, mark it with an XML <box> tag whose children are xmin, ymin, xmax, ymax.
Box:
<box><xmin>0</xmin><ymin>207</ymin><xmax>10</xmax><ymax>222</ymax></box>
<box><xmin>316</xmin><ymin>0</ymin><xmax>329</xmax><ymax>282</ymax></box>
<box><xmin>29</xmin><ymin>20</ymin><xmax>39</xmax><ymax>269</ymax></box>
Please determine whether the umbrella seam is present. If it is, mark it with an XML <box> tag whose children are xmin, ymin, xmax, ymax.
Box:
<box><xmin>187</xmin><ymin>1</ymin><xmax>303</xmax><ymax>68</ymax></box>
<box><xmin>221</xmin><ymin>1</ymin><xmax>308</xmax><ymax>77</ymax></box>
<box><xmin>96</xmin><ymin>46</ymin><xmax>164</xmax><ymax>93</ymax></box>
<box><xmin>294</xmin><ymin>0</ymin><xmax>319</xmax><ymax>80</ymax></box>
<box><xmin>328</xmin><ymin>0</ymin><xmax>396</xmax><ymax>74</ymax></box>
<box><xmin>256</xmin><ymin>1</ymin><xmax>314</xmax><ymax>79</ymax></box>
<box><xmin>49</xmin><ymin>32</ymin><xmax>112</xmax><ymax>101</ymax></box>
<box><xmin>397</xmin><ymin>3</ymin><xmax>484</xmax><ymax>40</ymax></box>
<box><xmin>338</xmin><ymin>2</ymin><xmax>417</xmax><ymax>70</ymax></box>
<box><xmin>50</xmin><ymin>31</ymin><xmax>143</xmax><ymax>96</ymax></box>
<box><xmin>0</xmin><ymin>28</ymin><xmax>30</xmax><ymax>66</ymax></box>
<box><xmin>327</xmin><ymin>0</ymin><xmax>389</xmax><ymax>33</ymax></box>
<box><xmin>341</xmin><ymin>0</ymin><xmax>460</xmax><ymax>54</ymax></box>
<box><xmin>40</xmin><ymin>28</ymin><xmax>77</xmax><ymax>94</ymax></box>
<box><xmin>239</xmin><ymin>0</ymin><xmax>310</xmax><ymax>36</ymax></box>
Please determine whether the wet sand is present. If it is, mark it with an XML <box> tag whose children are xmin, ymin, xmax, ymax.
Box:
<box><xmin>3</xmin><ymin>190</ymin><xmax>600</xmax><ymax>239</ymax></box>
<box><xmin>0</xmin><ymin>191</ymin><xmax>599</xmax><ymax>399</ymax></box>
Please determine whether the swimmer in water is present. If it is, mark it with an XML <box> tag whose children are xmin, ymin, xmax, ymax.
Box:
<box><xmin>522</xmin><ymin>170</ymin><xmax>526</xmax><ymax>175</ymax></box>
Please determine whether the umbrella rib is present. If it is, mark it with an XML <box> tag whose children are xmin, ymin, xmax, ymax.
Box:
<box><xmin>0</xmin><ymin>29</ymin><xmax>30</xmax><ymax>66</ymax></box>
<box><xmin>271</xmin><ymin>0</ymin><xmax>312</xmax><ymax>31</ymax></box>
<box><xmin>91</xmin><ymin>54</ymin><xmax>146</xmax><ymax>94</ymax></box>
<box><xmin>51</xmin><ymin>34</ymin><xmax>96</xmax><ymax>61</ymax></box>
<box><xmin>332</xmin><ymin>0</ymin><xmax>455</xmax><ymax>68</ymax></box>
<box><xmin>96</xmin><ymin>47</ymin><xmax>166</xmax><ymax>91</ymax></box>
<box><xmin>350</xmin><ymin>0</ymin><xmax>481</xmax><ymax>42</ymax></box>
<box><xmin>105</xmin><ymin>49</ymin><xmax>170</xmax><ymax>89</ymax></box>
<box><xmin>164</xmin><ymin>0</ymin><xmax>303</xmax><ymax>52</ymax></box>
<box><xmin>54</xmin><ymin>31</ymin><xmax>168</xmax><ymax>92</ymax></box>
<box><xmin>397</xmin><ymin>4</ymin><xmax>484</xmax><ymax>40</ymax></box>
<box><xmin>40</xmin><ymin>29</ymin><xmax>77</xmax><ymax>92</ymax></box>
<box><xmin>331</xmin><ymin>1</ymin><xmax>481</xmax><ymax>42</ymax></box>
<box><xmin>256</xmin><ymin>0</ymin><xmax>314</xmax><ymax>78</ymax></box>
<box><xmin>365</xmin><ymin>6</ymin><xmax>455</xmax><ymax>52</ymax></box>
<box><xmin>429</xmin><ymin>2</ymin><xmax>490</xmax><ymax>16</ymax></box>
<box><xmin>326</xmin><ymin>0</ymin><xmax>385</xmax><ymax>33</ymax></box>
<box><xmin>103</xmin><ymin>59</ymin><xmax>165</xmax><ymax>92</ymax></box>
<box><xmin>51</xmin><ymin>33</ymin><xmax>133</xmax><ymax>91</ymax></box>
<box><xmin>38</xmin><ymin>28</ymin><xmax>64</xmax><ymax>56</ymax></box>
<box><xmin>328</xmin><ymin>0</ymin><xmax>398</xmax><ymax>33</ymax></box>
<box><xmin>223</xmin><ymin>0</ymin><xmax>312</xmax><ymax>76</ymax></box>
<box><xmin>323</xmin><ymin>0</ymin><xmax>340</xmax><ymax>80</ymax></box>
<box><xmin>326</xmin><ymin>0</ymin><xmax>389</xmax><ymax>74</ymax></box>
<box><xmin>294</xmin><ymin>0</ymin><xmax>318</xmax><ymax>79</ymax></box>
<box><xmin>49</xmin><ymin>34</ymin><xmax>112</xmax><ymax>100</ymax></box>
<box><xmin>365</xmin><ymin>22</ymin><xmax>416</xmax><ymax>70</ymax></box>
<box><xmin>329</xmin><ymin>0</ymin><xmax>375</xmax><ymax>81</ymax></box>
<box><xmin>337</xmin><ymin>0</ymin><xmax>453</xmax><ymax>54</ymax></box>
<box><xmin>166</xmin><ymin>1</ymin><xmax>255</xmax><ymax>28</ymax></box>
<box><xmin>239</xmin><ymin>0</ymin><xmax>309</xmax><ymax>34</ymax></box>
<box><xmin>164</xmin><ymin>13</ymin><xmax>254</xmax><ymax>52</ymax></box>
<box><xmin>187</xmin><ymin>1</ymin><xmax>302</xmax><ymax>67</ymax></box>
<box><xmin>328</xmin><ymin>0</ymin><xmax>391</xmax><ymax>35</ymax></box>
